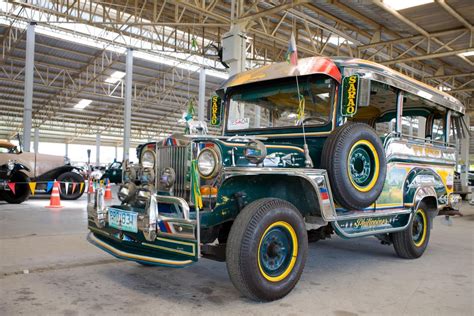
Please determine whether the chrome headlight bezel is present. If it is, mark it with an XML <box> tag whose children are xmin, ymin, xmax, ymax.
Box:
<box><xmin>197</xmin><ymin>148</ymin><xmax>220</xmax><ymax>179</ymax></box>
<box><xmin>141</xmin><ymin>150</ymin><xmax>156</xmax><ymax>169</ymax></box>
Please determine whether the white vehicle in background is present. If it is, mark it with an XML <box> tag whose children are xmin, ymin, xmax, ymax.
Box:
<box><xmin>0</xmin><ymin>140</ymin><xmax>85</xmax><ymax>203</ymax></box>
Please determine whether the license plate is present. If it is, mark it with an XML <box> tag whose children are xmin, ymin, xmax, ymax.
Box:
<box><xmin>108</xmin><ymin>208</ymin><xmax>138</xmax><ymax>233</ymax></box>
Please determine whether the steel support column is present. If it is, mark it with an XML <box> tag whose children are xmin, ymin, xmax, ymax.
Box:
<box><xmin>123</xmin><ymin>48</ymin><xmax>133</xmax><ymax>161</ymax></box>
<box><xmin>460</xmin><ymin>116</ymin><xmax>470</xmax><ymax>188</ymax></box>
<box><xmin>96</xmin><ymin>134</ymin><xmax>101</xmax><ymax>165</ymax></box>
<box><xmin>34</xmin><ymin>128</ymin><xmax>39</xmax><ymax>153</ymax></box>
<box><xmin>65</xmin><ymin>142</ymin><xmax>69</xmax><ymax>158</ymax></box>
<box><xmin>198</xmin><ymin>67</ymin><xmax>206</xmax><ymax>122</ymax></box>
<box><xmin>22</xmin><ymin>22</ymin><xmax>35</xmax><ymax>152</ymax></box>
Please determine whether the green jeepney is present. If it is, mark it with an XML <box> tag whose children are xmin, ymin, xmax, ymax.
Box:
<box><xmin>87</xmin><ymin>57</ymin><xmax>465</xmax><ymax>301</ymax></box>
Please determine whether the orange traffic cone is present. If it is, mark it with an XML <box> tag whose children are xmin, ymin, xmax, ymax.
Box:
<box><xmin>46</xmin><ymin>180</ymin><xmax>63</xmax><ymax>208</ymax></box>
<box><xmin>104</xmin><ymin>178</ymin><xmax>112</xmax><ymax>200</ymax></box>
<box><xmin>87</xmin><ymin>178</ymin><xmax>94</xmax><ymax>194</ymax></box>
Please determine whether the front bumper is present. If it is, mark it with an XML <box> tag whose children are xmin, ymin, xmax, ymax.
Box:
<box><xmin>87</xmin><ymin>189</ymin><xmax>199</xmax><ymax>267</ymax></box>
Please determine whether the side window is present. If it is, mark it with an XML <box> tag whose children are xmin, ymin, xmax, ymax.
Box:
<box><xmin>449</xmin><ymin>115</ymin><xmax>464</xmax><ymax>145</ymax></box>
<box><xmin>403</xmin><ymin>92</ymin><xmax>446</xmax><ymax>142</ymax></box>
<box><xmin>401</xmin><ymin>115</ymin><xmax>426</xmax><ymax>138</ymax></box>
<box><xmin>350</xmin><ymin>81</ymin><xmax>397</xmax><ymax>137</ymax></box>
<box><xmin>432</xmin><ymin>117</ymin><xmax>445</xmax><ymax>142</ymax></box>
<box><xmin>375</xmin><ymin>118</ymin><xmax>396</xmax><ymax>136</ymax></box>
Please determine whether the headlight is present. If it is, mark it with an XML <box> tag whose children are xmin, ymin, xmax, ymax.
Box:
<box><xmin>141</xmin><ymin>150</ymin><xmax>155</xmax><ymax>169</ymax></box>
<box><xmin>197</xmin><ymin>148</ymin><xmax>220</xmax><ymax>178</ymax></box>
<box><xmin>7</xmin><ymin>160</ymin><xmax>14</xmax><ymax>171</ymax></box>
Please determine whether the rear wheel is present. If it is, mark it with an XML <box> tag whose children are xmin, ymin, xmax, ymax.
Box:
<box><xmin>57</xmin><ymin>172</ymin><xmax>85</xmax><ymax>200</ymax></box>
<box><xmin>391</xmin><ymin>204</ymin><xmax>431</xmax><ymax>259</ymax></box>
<box><xmin>1</xmin><ymin>171</ymin><xmax>30</xmax><ymax>204</ymax></box>
<box><xmin>226</xmin><ymin>198</ymin><xmax>308</xmax><ymax>301</ymax></box>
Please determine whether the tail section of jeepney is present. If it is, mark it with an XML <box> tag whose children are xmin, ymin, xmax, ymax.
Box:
<box><xmin>331</xmin><ymin>134</ymin><xmax>456</xmax><ymax>238</ymax></box>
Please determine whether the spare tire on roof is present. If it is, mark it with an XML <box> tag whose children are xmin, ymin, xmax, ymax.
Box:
<box><xmin>321</xmin><ymin>122</ymin><xmax>387</xmax><ymax>210</ymax></box>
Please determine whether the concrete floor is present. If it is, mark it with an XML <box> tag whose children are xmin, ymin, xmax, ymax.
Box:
<box><xmin>0</xmin><ymin>188</ymin><xmax>473</xmax><ymax>316</ymax></box>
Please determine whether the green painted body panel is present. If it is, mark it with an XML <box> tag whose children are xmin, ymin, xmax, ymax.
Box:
<box><xmin>201</xmin><ymin>174</ymin><xmax>319</xmax><ymax>228</ymax></box>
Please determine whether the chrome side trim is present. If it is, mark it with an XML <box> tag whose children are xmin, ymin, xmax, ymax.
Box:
<box><xmin>335</xmin><ymin>208</ymin><xmax>412</xmax><ymax>221</ymax></box>
<box><xmin>413</xmin><ymin>186</ymin><xmax>438</xmax><ymax>211</ymax></box>
<box><xmin>385</xmin><ymin>137</ymin><xmax>456</xmax><ymax>166</ymax></box>
<box><xmin>333</xmin><ymin>213</ymin><xmax>413</xmax><ymax>238</ymax></box>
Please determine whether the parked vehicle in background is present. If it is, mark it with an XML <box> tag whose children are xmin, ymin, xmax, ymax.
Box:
<box><xmin>88</xmin><ymin>57</ymin><xmax>465</xmax><ymax>301</ymax></box>
<box><xmin>0</xmin><ymin>140</ymin><xmax>85</xmax><ymax>203</ymax></box>
<box><xmin>100</xmin><ymin>160</ymin><xmax>123</xmax><ymax>184</ymax></box>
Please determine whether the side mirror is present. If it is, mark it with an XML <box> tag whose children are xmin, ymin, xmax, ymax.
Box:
<box><xmin>340</xmin><ymin>75</ymin><xmax>371</xmax><ymax>117</ymax></box>
<box><xmin>207</xmin><ymin>95</ymin><xmax>223</xmax><ymax>127</ymax></box>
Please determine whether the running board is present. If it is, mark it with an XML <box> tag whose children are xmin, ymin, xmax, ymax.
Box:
<box><xmin>332</xmin><ymin>209</ymin><xmax>412</xmax><ymax>238</ymax></box>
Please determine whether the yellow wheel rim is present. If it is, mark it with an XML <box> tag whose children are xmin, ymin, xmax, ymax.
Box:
<box><xmin>258</xmin><ymin>221</ymin><xmax>298</xmax><ymax>282</ymax></box>
<box><xmin>413</xmin><ymin>209</ymin><xmax>428</xmax><ymax>247</ymax></box>
<box><xmin>347</xmin><ymin>139</ymin><xmax>380</xmax><ymax>192</ymax></box>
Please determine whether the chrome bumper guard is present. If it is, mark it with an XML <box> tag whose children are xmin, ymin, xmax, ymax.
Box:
<box><xmin>87</xmin><ymin>189</ymin><xmax>200</xmax><ymax>266</ymax></box>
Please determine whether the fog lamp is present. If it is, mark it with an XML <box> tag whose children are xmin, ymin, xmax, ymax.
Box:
<box><xmin>449</xmin><ymin>194</ymin><xmax>461</xmax><ymax>210</ymax></box>
<box><xmin>159</xmin><ymin>167</ymin><xmax>176</xmax><ymax>190</ymax></box>
<box><xmin>118</xmin><ymin>182</ymin><xmax>137</xmax><ymax>203</ymax></box>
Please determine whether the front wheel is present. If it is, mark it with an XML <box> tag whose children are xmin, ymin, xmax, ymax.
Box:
<box><xmin>226</xmin><ymin>198</ymin><xmax>308</xmax><ymax>301</ymax></box>
<box><xmin>391</xmin><ymin>204</ymin><xmax>431</xmax><ymax>259</ymax></box>
<box><xmin>1</xmin><ymin>171</ymin><xmax>30</xmax><ymax>204</ymax></box>
<box><xmin>57</xmin><ymin>172</ymin><xmax>85</xmax><ymax>200</ymax></box>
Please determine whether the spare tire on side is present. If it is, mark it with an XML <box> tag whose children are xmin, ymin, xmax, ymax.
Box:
<box><xmin>321</xmin><ymin>122</ymin><xmax>387</xmax><ymax>210</ymax></box>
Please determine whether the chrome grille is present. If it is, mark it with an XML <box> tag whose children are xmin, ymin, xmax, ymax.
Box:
<box><xmin>156</xmin><ymin>145</ymin><xmax>190</xmax><ymax>199</ymax></box>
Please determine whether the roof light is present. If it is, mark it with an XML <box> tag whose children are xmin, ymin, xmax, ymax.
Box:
<box><xmin>437</xmin><ymin>85</ymin><xmax>452</xmax><ymax>92</ymax></box>
<box><xmin>314</xmin><ymin>36</ymin><xmax>353</xmax><ymax>46</ymax></box>
<box><xmin>458</xmin><ymin>50</ymin><xmax>474</xmax><ymax>57</ymax></box>
<box><xmin>105</xmin><ymin>71</ymin><xmax>126</xmax><ymax>84</ymax></box>
<box><xmin>74</xmin><ymin>99</ymin><xmax>92</xmax><ymax>109</ymax></box>
<box><xmin>383</xmin><ymin>0</ymin><xmax>434</xmax><ymax>10</ymax></box>
<box><xmin>417</xmin><ymin>91</ymin><xmax>433</xmax><ymax>100</ymax></box>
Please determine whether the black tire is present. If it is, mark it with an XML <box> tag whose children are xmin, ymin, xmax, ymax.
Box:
<box><xmin>226</xmin><ymin>198</ymin><xmax>308</xmax><ymax>302</ymax></box>
<box><xmin>1</xmin><ymin>171</ymin><xmax>30</xmax><ymax>204</ymax></box>
<box><xmin>56</xmin><ymin>172</ymin><xmax>85</xmax><ymax>200</ymax></box>
<box><xmin>460</xmin><ymin>193</ymin><xmax>467</xmax><ymax>200</ymax></box>
<box><xmin>391</xmin><ymin>203</ymin><xmax>431</xmax><ymax>259</ymax></box>
<box><xmin>321</xmin><ymin>122</ymin><xmax>386</xmax><ymax>210</ymax></box>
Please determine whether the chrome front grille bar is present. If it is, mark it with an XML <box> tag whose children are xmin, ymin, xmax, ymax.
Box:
<box><xmin>155</xmin><ymin>144</ymin><xmax>190</xmax><ymax>199</ymax></box>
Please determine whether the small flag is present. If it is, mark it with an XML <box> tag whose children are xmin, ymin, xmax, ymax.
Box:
<box><xmin>65</xmin><ymin>182</ymin><xmax>70</xmax><ymax>195</ymax></box>
<box><xmin>29</xmin><ymin>182</ymin><xmax>37</xmax><ymax>196</ymax></box>
<box><xmin>72</xmin><ymin>182</ymin><xmax>77</xmax><ymax>194</ymax></box>
<box><xmin>191</xmin><ymin>37</ymin><xmax>198</xmax><ymax>50</ymax></box>
<box><xmin>7</xmin><ymin>182</ymin><xmax>15</xmax><ymax>195</ymax></box>
<box><xmin>285</xmin><ymin>32</ymin><xmax>298</xmax><ymax>65</ymax></box>
<box><xmin>79</xmin><ymin>182</ymin><xmax>84</xmax><ymax>193</ymax></box>
<box><xmin>46</xmin><ymin>181</ymin><xmax>54</xmax><ymax>193</ymax></box>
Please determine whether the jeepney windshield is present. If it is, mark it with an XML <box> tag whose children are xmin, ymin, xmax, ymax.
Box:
<box><xmin>226</xmin><ymin>76</ymin><xmax>334</xmax><ymax>131</ymax></box>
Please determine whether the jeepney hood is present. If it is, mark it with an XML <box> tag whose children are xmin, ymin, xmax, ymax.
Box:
<box><xmin>194</xmin><ymin>137</ymin><xmax>307</xmax><ymax>168</ymax></box>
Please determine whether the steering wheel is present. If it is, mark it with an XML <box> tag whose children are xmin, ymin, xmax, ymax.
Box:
<box><xmin>301</xmin><ymin>117</ymin><xmax>327</xmax><ymax>124</ymax></box>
